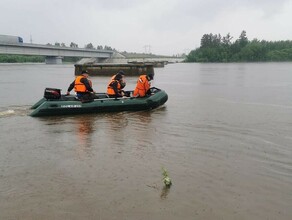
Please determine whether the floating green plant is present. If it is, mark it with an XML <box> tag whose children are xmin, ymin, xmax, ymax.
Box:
<box><xmin>162</xmin><ymin>167</ymin><xmax>172</xmax><ymax>187</ymax></box>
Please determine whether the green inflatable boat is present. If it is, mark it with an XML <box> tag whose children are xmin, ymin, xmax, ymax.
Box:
<box><xmin>30</xmin><ymin>87</ymin><xmax>168</xmax><ymax>117</ymax></box>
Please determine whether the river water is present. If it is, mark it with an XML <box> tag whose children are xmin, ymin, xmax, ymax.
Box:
<box><xmin>0</xmin><ymin>63</ymin><xmax>291</xmax><ymax>220</ymax></box>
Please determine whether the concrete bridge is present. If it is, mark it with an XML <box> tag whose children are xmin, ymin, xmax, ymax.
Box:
<box><xmin>0</xmin><ymin>42</ymin><xmax>114</xmax><ymax>64</ymax></box>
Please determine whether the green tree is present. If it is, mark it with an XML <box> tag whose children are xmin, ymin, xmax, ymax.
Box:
<box><xmin>200</xmin><ymin>33</ymin><xmax>221</xmax><ymax>48</ymax></box>
<box><xmin>70</xmin><ymin>42</ymin><xmax>78</xmax><ymax>48</ymax></box>
<box><xmin>238</xmin><ymin>30</ymin><xmax>248</xmax><ymax>48</ymax></box>
<box><xmin>85</xmin><ymin>43</ymin><xmax>94</xmax><ymax>49</ymax></box>
<box><xmin>104</xmin><ymin>45</ymin><xmax>113</xmax><ymax>50</ymax></box>
<box><xmin>186</xmin><ymin>30</ymin><xmax>292</xmax><ymax>62</ymax></box>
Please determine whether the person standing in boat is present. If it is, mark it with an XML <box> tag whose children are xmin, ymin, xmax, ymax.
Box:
<box><xmin>133</xmin><ymin>72</ymin><xmax>154</xmax><ymax>97</ymax></box>
<box><xmin>66</xmin><ymin>70</ymin><xmax>96</xmax><ymax>100</ymax></box>
<box><xmin>107</xmin><ymin>72</ymin><xmax>126</xmax><ymax>98</ymax></box>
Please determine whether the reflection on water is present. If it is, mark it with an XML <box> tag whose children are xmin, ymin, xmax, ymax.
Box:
<box><xmin>34</xmin><ymin>110</ymin><xmax>156</xmax><ymax>161</ymax></box>
<box><xmin>74</xmin><ymin>116</ymin><xmax>95</xmax><ymax>157</ymax></box>
<box><xmin>160</xmin><ymin>185</ymin><xmax>171</xmax><ymax>200</ymax></box>
<box><xmin>104</xmin><ymin>112</ymin><xmax>130</xmax><ymax>131</ymax></box>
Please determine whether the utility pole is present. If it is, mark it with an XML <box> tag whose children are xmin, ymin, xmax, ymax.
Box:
<box><xmin>143</xmin><ymin>45</ymin><xmax>151</xmax><ymax>54</ymax></box>
<box><xmin>30</xmin><ymin>35</ymin><xmax>33</xmax><ymax>44</ymax></box>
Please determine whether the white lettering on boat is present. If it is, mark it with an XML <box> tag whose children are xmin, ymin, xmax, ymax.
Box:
<box><xmin>60</xmin><ymin>105</ymin><xmax>82</xmax><ymax>108</ymax></box>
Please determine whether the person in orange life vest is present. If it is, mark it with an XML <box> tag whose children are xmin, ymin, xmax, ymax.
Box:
<box><xmin>133</xmin><ymin>72</ymin><xmax>154</xmax><ymax>97</ymax></box>
<box><xmin>109</xmin><ymin>70</ymin><xmax>126</xmax><ymax>89</ymax></box>
<box><xmin>107</xmin><ymin>73</ymin><xmax>125</xmax><ymax>98</ymax></box>
<box><xmin>66</xmin><ymin>70</ymin><xmax>96</xmax><ymax>99</ymax></box>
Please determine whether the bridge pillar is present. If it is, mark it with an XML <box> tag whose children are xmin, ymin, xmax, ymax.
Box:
<box><xmin>45</xmin><ymin>56</ymin><xmax>63</xmax><ymax>64</ymax></box>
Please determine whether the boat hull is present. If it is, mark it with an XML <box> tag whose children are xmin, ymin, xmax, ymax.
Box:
<box><xmin>30</xmin><ymin>88</ymin><xmax>168</xmax><ymax>117</ymax></box>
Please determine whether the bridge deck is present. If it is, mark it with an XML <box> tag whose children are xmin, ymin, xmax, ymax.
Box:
<box><xmin>0</xmin><ymin>43</ymin><xmax>113</xmax><ymax>58</ymax></box>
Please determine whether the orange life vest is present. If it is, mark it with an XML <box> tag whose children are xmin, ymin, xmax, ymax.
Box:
<box><xmin>133</xmin><ymin>75</ymin><xmax>151</xmax><ymax>97</ymax></box>
<box><xmin>107</xmin><ymin>75</ymin><xmax>116</xmax><ymax>85</ymax></box>
<box><xmin>74</xmin><ymin>76</ymin><xmax>88</xmax><ymax>92</ymax></box>
<box><xmin>107</xmin><ymin>75</ymin><xmax>118</xmax><ymax>91</ymax></box>
<box><xmin>107</xmin><ymin>79</ymin><xmax>122</xmax><ymax>95</ymax></box>
<box><xmin>108</xmin><ymin>74</ymin><xmax>126</xmax><ymax>87</ymax></box>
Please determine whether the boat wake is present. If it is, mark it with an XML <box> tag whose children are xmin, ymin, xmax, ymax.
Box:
<box><xmin>0</xmin><ymin>109</ymin><xmax>15</xmax><ymax>117</ymax></box>
<box><xmin>0</xmin><ymin>106</ymin><xmax>31</xmax><ymax>118</ymax></box>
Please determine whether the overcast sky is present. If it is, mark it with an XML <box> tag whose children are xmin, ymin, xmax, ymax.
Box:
<box><xmin>1</xmin><ymin>0</ymin><xmax>292</xmax><ymax>55</ymax></box>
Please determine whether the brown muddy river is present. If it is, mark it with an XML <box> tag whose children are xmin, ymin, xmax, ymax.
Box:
<box><xmin>0</xmin><ymin>63</ymin><xmax>291</xmax><ymax>220</ymax></box>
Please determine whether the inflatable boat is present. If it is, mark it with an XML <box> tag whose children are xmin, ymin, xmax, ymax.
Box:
<box><xmin>30</xmin><ymin>87</ymin><xmax>168</xmax><ymax>117</ymax></box>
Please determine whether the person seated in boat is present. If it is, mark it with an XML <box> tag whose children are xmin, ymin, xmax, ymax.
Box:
<box><xmin>66</xmin><ymin>70</ymin><xmax>96</xmax><ymax>100</ymax></box>
<box><xmin>109</xmin><ymin>70</ymin><xmax>126</xmax><ymax>89</ymax></box>
<box><xmin>107</xmin><ymin>73</ymin><xmax>126</xmax><ymax>98</ymax></box>
<box><xmin>133</xmin><ymin>72</ymin><xmax>154</xmax><ymax>97</ymax></box>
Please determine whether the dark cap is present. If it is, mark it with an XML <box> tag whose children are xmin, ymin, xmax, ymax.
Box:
<box><xmin>115</xmin><ymin>73</ymin><xmax>123</xmax><ymax>80</ymax></box>
<box><xmin>147</xmin><ymin>72</ymin><xmax>154</xmax><ymax>80</ymax></box>
<box><xmin>118</xmin><ymin>70</ymin><xmax>125</xmax><ymax>75</ymax></box>
<box><xmin>81</xmin><ymin>70</ymin><xmax>89</xmax><ymax>74</ymax></box>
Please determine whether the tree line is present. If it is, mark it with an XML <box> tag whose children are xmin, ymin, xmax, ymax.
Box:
<box><xmin>0</xmin><ymin>55</ymin><xmax>45</xmax><ymax>63</ymax></box>
<box><xmin>185</xmin><ymin>31</ymin><xmax>292</xmax><ymax>62</ymax></box>
<box><xmin>47</xmin><ymin>42</ymin><xmax>115</xmax><ymax>51</ymax></box>
<box><xmin>0</xmin><ymin>55</ymin><xmax>83</xmax><ymax>63</ymax></box>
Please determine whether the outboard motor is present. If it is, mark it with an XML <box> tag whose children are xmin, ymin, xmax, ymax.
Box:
<box><xmin>44</xmin><ymin>88</ymin><xmax>61</xmax><ymax>100</ymax></box>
